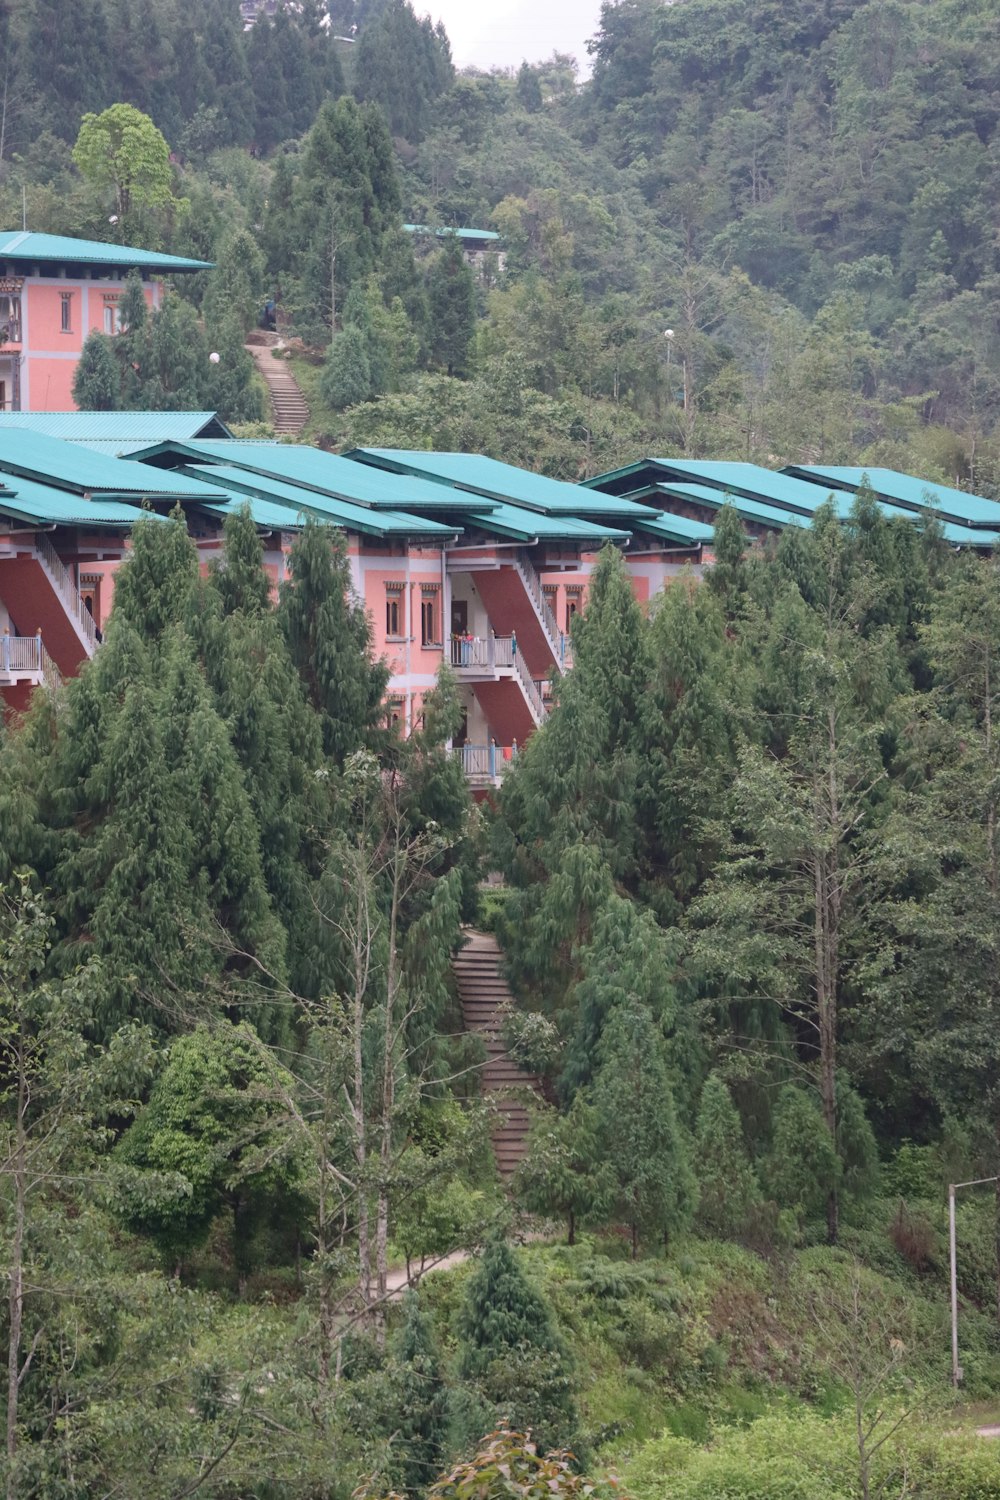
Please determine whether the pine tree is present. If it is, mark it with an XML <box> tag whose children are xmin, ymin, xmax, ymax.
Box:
<box><xmin>458</xmin><ymin>1236</ymin><xmax>577</xmax><ymax>1454</ymax></box>
<box><xmin>764</xmin><ymin>1085</ymin><xmax>841</xmax><ymax>1227</ymax></box>
<box><xmin>706</xmin><ymin>502</ymin><xmax>747</xmax><ymax>614</ymax></box>
<box><xmin>392</xmin><ymin>1291</ymin><xmax>450</xmax><ymax>1497</ymax></box>
<box><xmin>320</xmin><ymin>326</ymin><xmax>373</xmax><ymax>410</ymax></box>
<box><xmin>428</xmin><ymin>237</ymin><xmax>477</xmax><ymax>377</ymax></box>
<box><xmin>591</xmin><ymin>1000</ymin><xmax>696</xmax><ymax>1256</ymax></box>
<box><xmin>72</xmin><ymin>332</ymin><xmax>119</xmax><ymax>410</ymax></box>
<box><xmin>693</xmin><ymin>1072</ymin><xmax>760</xmax><ymax>1240</ymax></box>
<box><xmin>515</xmin><ymin>1097</ymin><xmax>612</xmax><ymax>1245</ymax></box>
<box><xmin>279</xmin><ymin>518</ymin><xmax>389</xmax><ymax>765</ymax></box>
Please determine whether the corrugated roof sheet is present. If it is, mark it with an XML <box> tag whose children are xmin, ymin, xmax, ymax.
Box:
<box><xmin>0</xmin><ymin>231</ymin><xmax>211</xmax><ymax>272</ymax></box>
<box><xmin>128</xmin><ymin>439</ymin><xmax>496</xmax><ymax>512</ymax></box>
<box><xmin>183</xmin><ymin>465</ymin><xmax>456</xmax><ymax>537</ymax></box>
<box><xmin>199</xmin><ymin>495</ymin><xmax>311</xmax><ymax>532</ymax></box>
<box><xmin>403</xmin><ymin>224</ymin><xmax>500</xmax><ymax>242</ymax></box>
<box><xmin>635</xmin><ymin>510</ymin><xmax>715</xmax><ymax>544</ymax></box>
<box><xmin>461</xmin><ymin>501</ymin><xmax>629</xmax><ymax>543</ymax></box>
<box><xmin>349</xmin><ymin>448</ymin><xmax>661</xmax><ymax>518</ymax></box>
<box><xmin>0</xmin><ymin>476</ymin><xmax>158</xmax><ymax>527</ymax></box>
<box><xmin>653</xmin><ymin>482</ymin><xmax>811</xmax><ymax>531</ymax></box>
<box><xmin>0</xmin><ymin>428</ymin><xmax>228</xmax><ymax>499</ymax></box>
<box><xmin>602</xmin><ymin>458</ymin><xmax>846</xmax><ymax>516</ymax></box>
<box><xmin>784</xmin><ymin>465</ymin><xmax>1000</xmax><ymax>530</ymax></box>
<box><xmin>0</xmin><ymin>411</ymin><xmax>230</xmax><ymax>442</ymax></box>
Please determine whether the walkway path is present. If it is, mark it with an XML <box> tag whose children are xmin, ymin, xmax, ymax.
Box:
<box><xmin>452</xmin><ymin>929</ymin><xmax>542</xmax><ymax>1176</ymax></box>
<box><xmin>245</xmin><ymin>336</ymin><xmax>310</xmax><ymax>435</ymax></box>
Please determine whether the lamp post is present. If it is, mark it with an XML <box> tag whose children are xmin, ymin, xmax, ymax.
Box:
<box><xmin>949</xmin><ymin>1174</ymin><xmax>999</xmax><ymax>1389</ymax></box>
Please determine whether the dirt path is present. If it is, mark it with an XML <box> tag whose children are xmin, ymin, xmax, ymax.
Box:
<box><xmin>976</xmin><ymin>1425</ymin><xmax>1000</xmax><ymax>1438</ymax></box>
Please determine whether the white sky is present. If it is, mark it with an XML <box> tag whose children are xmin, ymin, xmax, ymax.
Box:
<box><xmin>424</xmin><ymin>0</ymin><xmax>604</xmax><ymax>75</ymax></box>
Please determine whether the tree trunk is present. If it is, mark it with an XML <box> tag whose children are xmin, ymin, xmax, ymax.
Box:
<box><xmin>567</xmin><ymin>1209</ymin><xmax>575</xmax><ymax>1248</ymax></box>
<box><xmin>6</xmin><ymin>1066</ymin><xmax>26</xmax><ymax>1500</ymax></box>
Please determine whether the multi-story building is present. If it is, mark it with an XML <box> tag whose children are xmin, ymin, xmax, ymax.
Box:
<box><xmin>4</xmin><ymin>415</ymin><xmax>998</xmax><ymax>791</ymax></box>
<box><xmin>0</xmin><ymin>232</ymin><xmax>211</xmax><ymax>413</ymax></box>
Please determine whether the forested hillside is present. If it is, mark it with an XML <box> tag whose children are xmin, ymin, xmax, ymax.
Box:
<box><xmin>5</xmin><ymin>0</ymin><xmax>1000</xmax><ymax>483</ymax></box>
<box><xmin>5</xmin><ymin>2</ymin><xmax>1000</xmax><ymax>1496</ymax></box>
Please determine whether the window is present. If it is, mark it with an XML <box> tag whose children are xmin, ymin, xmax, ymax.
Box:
<box><xmin>103</xmin><ymin>301</ymin><xmax>122</xmax><ymax>335</ymax></box>
<box><xmin>565</xmin><ymin>592</ymin><xmax>581</xmax><ymax>632</ymax></box>
<box><xmin>420</xmin><ymin>593</ymin><xmax>437</xmax><ymax>647</ymax></box>
<box><xmin>60</xmin><ymin>293</ymin><xmax>72</xmax><ymax>333</ymax></box>
<box><xmin>0</xmin><ymin>294</ymin><xmax>21</xmax><ymax>343</ymax></box>
<box><xmin>387</xmin><ymin>697</ymin><xmax>405</xmax><ymax>732</ymax></box>
<box><xmin>385</xmin><ymin>589</ymin><xmax>402</xmax><ymax>638</ymax></box>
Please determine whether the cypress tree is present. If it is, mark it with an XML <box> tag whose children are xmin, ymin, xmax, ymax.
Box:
<box><xmin>71</xmin><ymin>333</ymin><xmax>120</xmax><ymax>411</ymax></box>
<box><xmin>458</xmin><ymin>1236</ymin><xmax>576</xmax><ymax>1454</ymax></box>
<box><xmin>591</xmin><ymin>1000</ymin><xmax>696</xmax><ymax>1256</ymax></box>
<box><xmin>763</xmin><ymin>1085</ymin><xmax>841</xmax><ymax>1227</ymax></box>
<box><xmin>693</xmin><ymin>1072</ymin><xmax>760</xmax><ymax>1241</ymax></box>
<box><xmin>428</xmin><ymin>238</ymin><xmax>477</xmax><ymax>377</ymax></box>
<box><xmin>320</xmin><ymin>326</ymin><xmax>374</xmax><ymax>410</ymax></box>
<box><xmin>279</xmin><ymin>519</ymin><xmax>389</xmax><ymax>765</ymax></box>
<box><xmin>392</xmin><ymin>1291</ymin><xmax>450</xmax><ymax>1496</ymax></box>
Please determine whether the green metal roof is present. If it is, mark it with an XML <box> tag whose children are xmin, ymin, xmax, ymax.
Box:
<box><xmin>199</xmin><ymin>495</ymin><xmax>311</xmax><ymax>532</ymax></box>
<box><xmin>129</xmin><ymin>440</ymin><xmax>496</xmax><ymax>513</ymax></box>
<box><xmin>634</xmin><ymin>510</ymin><xmax>715</xmax><ymax>545</ymax></box>
<box><xmin>0</xmin><ymin>411</ymin><xmax>230</xmax><ymax>443</ymax></box>
<box><xmin>0</xmin><ymin>476</ymin><xmax>158</xmax><ymax>527</ymax></box>
<box><xmin>348</xmin><ymin>449</ymin><xmax>661</xmax><ymax>519</ymax></box>
<box><xmin>784</xmin><ymin>465</ymin><xmax>1000</xmax><ymax>531</ymax></box>
<box><xmin>403</xmin><ymin>224</ymin><xmax>500</xmax><ymax>242</ymax></box>
<box><xmin>0</xmin><ymin>231</ymin><xmax>211</xmax><ymax>272</ymax></box>
<box><xmin>652</xmin><ymin>482</ymin><xmax>811</xmax><ymax>531</ymax></box>
<box><xmin>589</xmin><ymin>457</ymin><xmax>845</xmax><ymax>517</ymax></box>
<box><xmin>183</xmin><ymin>465</ymin><xmax>456</xmax><ymax>538</ymax></box>
<box><xmin>461</xmin><ymin>500</ymin><xmax>629</xmax><ymax>544</ymax></box>
<box><xmin>0</xmin><ymin>428</ymin><xmax>228</xmax><ymax>500</ymax></box>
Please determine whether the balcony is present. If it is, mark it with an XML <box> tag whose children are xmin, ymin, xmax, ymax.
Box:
<box><xmin>451</xmin><ymin>741</ymin><xmax>519</xmax><ymax>787</ymax></box>
<box><xmin>0</xmin><ymin>631</ymin><xmax>59</xmax><ymax>699</ymax></box>
<box><xmin>450</xmin><ymin>632</ymin><xmax>547</xmax><ymax>728</ymax></box>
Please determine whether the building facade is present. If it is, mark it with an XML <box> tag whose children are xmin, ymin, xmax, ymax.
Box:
<box><xmin>0</xmin><ymin>232</ymin><xmax>211</xmax><ymax>413</ymax></box>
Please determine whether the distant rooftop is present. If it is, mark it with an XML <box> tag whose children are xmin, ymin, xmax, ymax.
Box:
<box><xmin>402</xmin><ymin>224</ymin><xmax>500</xmax><ymax>243</ymax></box>
<box><xmin>0</xmin><ymin>231</ymin><xmax>212</xmax><ymax>273</ymax></box>
<box><xmin>0</xmin><ymin>411</ymin><xmax>230</xmax><ymax>446</ymax></box>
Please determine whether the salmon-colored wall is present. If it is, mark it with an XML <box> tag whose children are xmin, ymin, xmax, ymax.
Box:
<box><xmin>22</xmin><ymin>278</ymin><xmax>159</xmax><ymax>412</ymax></box>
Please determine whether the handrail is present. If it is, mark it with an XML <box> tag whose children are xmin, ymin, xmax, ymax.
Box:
<box><xmin>515</xmin><ymin>551</ymin><xmax>572</xmax><ymax>669</ymax></box>
<box><xmin>512</xmin><ymin>643</ymin><xmax>546</xmax><ymax>723</ymax></box>
<box><xmin>450</xmin><ymin>742</ymin><xmax>518</xmax><ymax>780</ymax></box>
<box><xmin>33</xmin><ymin>534</ymin><xmax>98</xmax><ymax>653</ymax></box>
<box><xmin>1</xmin><ymin>634</ymin><xmax>41</xmax><ymax>674</ymax></box>
<box><xmin>40</xmin><ymin>644</ymin><xmax>61</xmax><ymax>693</ymax></box>
<box><xmin>451</xmin><ymin>634</ymin><xmax>515</xmax><ymax>670</ymax></box>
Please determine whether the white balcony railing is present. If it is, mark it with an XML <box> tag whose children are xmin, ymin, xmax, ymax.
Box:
<box><xmin>451</xmin><ymin>634</ymin><xmax>515</xmax><ymax>670</ymax></box>
<box><xmin>1</xmin><ymin>634</ymin><xmax>42</xmax><ymax>675</ymax></box>
<box><xmin>451</xmin><ymin>742</ymin><xmax>519</xmax><ymax>781</ymax></box>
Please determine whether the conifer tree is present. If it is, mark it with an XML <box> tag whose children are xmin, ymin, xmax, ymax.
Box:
<box><xmin>763</xmin><ymin>1085</ymin><xmax>841</xmax><ymax>1228</ymax></box>
<box><xmin>392</xmin><ymin>1291</ymin><xmax>450</xmax><ymax>1496</ymax></box>
<box><xmin>515</xmin><ymin>1097</ymin><xmax>612</xmax><ymax>1245</ymax></box>
<box><xmin>706</xmin><ymin>502</ymin><xmax>748</xmax><ymax>614</ymax></box>
<box><xmin>321</xmin><ymin>325</ymin><xmax>374</xmax><ymax>410</ymax></box>
<box><xmin>428</xmin><ymin>237</ymin><xmax>477</xmax><ymax>377</ymax></box>
<box><xmin>71</xmin><ymin>332</ymin><xmax>119</xmax><ymax>410</ymax></box>
<box><xmin>496</xmin><ymin>546</ymin><xmax>650</xmax><ymax>1001</ymax></box>
<box><xmin>693</xmin><ymin>1072</ymin><xmax>760</xmax><ymax>1240</ymax></box>
<box><xmin>279</xmin><ymin>518</ymin><xmax>389</xmax><ymax>764</ymax></box>
<box><xmin>458</xmin><ymin>1236</ymin><xmax>576</xmax><ymax>1454</ymax></box>
<box><xmin>516</xmin><ymin>62</ymin><xmax>543</xmax><ymax>113</ymax></box>
<box><xmin>591</xmin><ymin>1000</ymin><xmax>696</xmax><ymax>1256</ymax></box>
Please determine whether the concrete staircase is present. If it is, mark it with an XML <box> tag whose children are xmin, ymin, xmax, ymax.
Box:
<box><xmin>245</xmin><ymin>339</ymin><xmax>310</xmax><ymax>435</ymax></box>
<box><xmin>452</xmin><ymin>929</ymin><xmax>540</xmax><ymax>1177</ymax></box>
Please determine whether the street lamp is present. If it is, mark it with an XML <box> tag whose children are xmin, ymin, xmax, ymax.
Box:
<box><xmin>664</xmin><ymin>328</ymin><xmax>675</xmax><ymax>371</ymax></box>
<box><xmin>949</xmin><ymin>1174</ymin><xmax>999</xmax><ymax>1388</ymax></box>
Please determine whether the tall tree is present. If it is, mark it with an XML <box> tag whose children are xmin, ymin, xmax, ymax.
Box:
<box><xmin>457</xmin><ymin>1236</ymin><xmax>576</xmax><ymax>1454</ymax></box>
<box><xmin>428</xmin><ymin>238</ymin><xmax>477</xmax><ymax>378</ymax></box>
<box><xmin>278</xmin><ymin>519</ymin><xmax>388</xmax><ymax>765</ymax></box>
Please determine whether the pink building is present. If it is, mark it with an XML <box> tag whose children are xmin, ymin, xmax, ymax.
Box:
<box><xmin>0</xmin><ymin>232</ymin><xmax>211</xmax><ymax>412</ymax></box>
<box><xmin>0</xmin><ymin>424</ymin><xmax>711</xmax><ymax>793</ymax></box>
